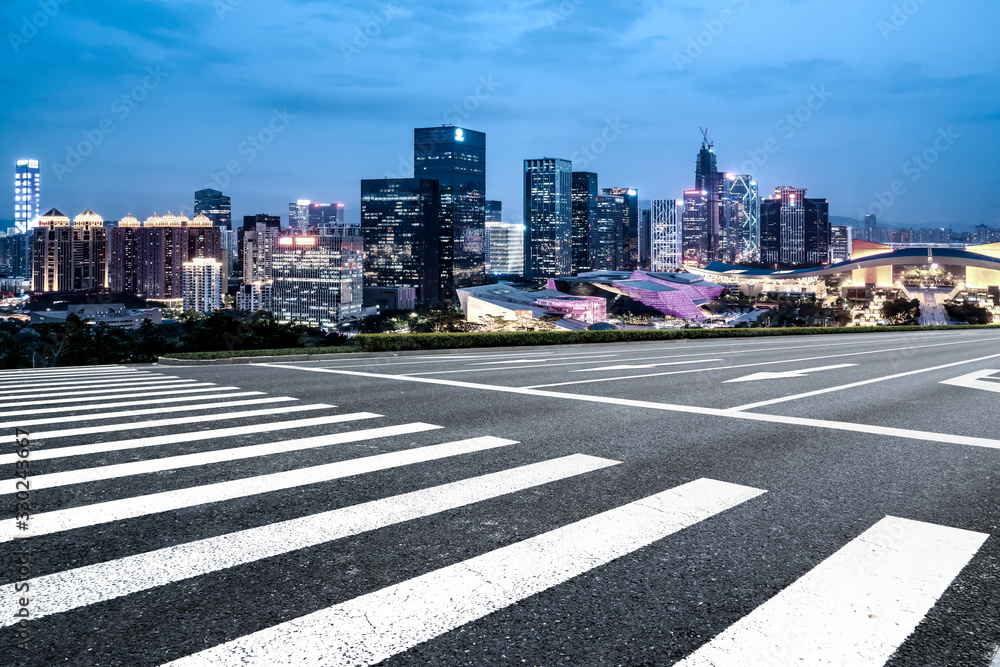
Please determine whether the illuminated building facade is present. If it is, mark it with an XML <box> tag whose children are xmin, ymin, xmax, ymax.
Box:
<box><xmin>724</xmin><ymin>174</ymin><xmax>760</xmax><ymax>263</ymax></box>
<box><xmin>650</xmin><ymin>199</ymin><xmax>682</xmax><ymax>272</ymax></box>
<box><xmin>524</xmin><ymin>158</ymin><xmax>573</xmax><ymax>279</ymax></box>
<box><xmin>602</xmin><ymin>187</ymin><xmax>639</xmax><ymax>271</ymax></box>
<box><xmin>14</xmin><ymin>159</ymin><xmax>40</xmax><ymax>234</ymax></box>
<box><xmin>270</xmin><ymin>228</ymin><xmax>364</xmax><ymax>327</ymax></box>
<box><xmin>830</xmin><ymin>225</ymin><xmax>853</xmax><ymax>263</ymax></box>
<box><xmin>760</xmin><ymin>187</ymin><xmax>829</xmax><ymax>266</ymax></box>
<box><xmin>485</xmin><ymin>200</ymin><xmax>503</xmax><ymax>223</ymax></box>
<box><xmin>571</xmin><ymin>172</ymin><xmax>598</xmax><ymax>274</ymax></box>
<box><xmin>194</xmin><ymin>189</ymin><xmax>232</xmax><ymax>229</ymax></box>
<box><xmin>182</xmin><ymin>258</ymin><xmax>224</xmax><ymax>313</ymax></box>
<box><xmin>682</xmin><ymin>190</ymin><xmax>710</xmax><ymax>266</ymax></box>
<box><xmin>0</xmin><ymin>233</ymin><xmax>30</xmax><ymax>277</ymax></box>
<box><xmin>591</xmin><ymin>193</ymin><xmax>625</xmax><ymax>271</ymax></box>
<box><xmin>414</xmin><ymin>126</ymin><xmax>487</xmax><ymax>294</ymax></box>
<box><xmin>32</xmin><ymin>209</ymin><xmax>107</xmax><ymax>292</ymax></box>
<box><xmin>485</xmin><ymin>221</ymin><xmax>525</xmax><ymax>276</ymax></box>
<box><xmin>361</xmin><ymin>178</ymin><xmax>441</xmax><ymax>307</ymax></box>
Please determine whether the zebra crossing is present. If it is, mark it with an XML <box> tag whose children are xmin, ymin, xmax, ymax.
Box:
<box><xmin>2</xmin><ymin>365</ymin><xmax>990</xmax><ymax>666</ymax></box>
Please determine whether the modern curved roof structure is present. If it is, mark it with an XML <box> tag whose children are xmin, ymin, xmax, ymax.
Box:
<box><xmin>694</xmin><ymin>247</ymin><xmax>1000</xmax><ymax>280</ymax></box>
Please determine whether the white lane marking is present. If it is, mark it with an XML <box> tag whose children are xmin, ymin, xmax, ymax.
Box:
<box><xmin>524</xmin><ymin>336</ymin><xmax>1000</xmax><ymax>389</ymax></box>
<box><xmin>675</xmin><ymin>517</ymin><xmax>988</xmax><ymax>667</ymax></box>
<box><xmin>0</xmin><ymin>380</ymin><xmax>204</xmax><ymax>406</ymax></box>
<box><xmin>728</xmin><ymin>351</ymin><xmax>1000</xmax><ymax>411</ymax></box>
<box><xmin>0</xmin><ymin>391</ymin><xmax>263</xmax><ymax>418</ymax></box>
<box><xmin>2</xmin><ymin>416</ymin><xmax>412</xmax><ymax>493</ymax></box>
<box><xmin>0</xmin><ymin>365</ymin><xmax>140</xmax><ymax>377</ymax></box>
<box><xmin>0</xmin><ymin>373</ymin><xmax>156</xmax><ymax>389</ymax></box>
<box><xmin>0</xmin><ymin>429</ymin><xmax>510</xmax><ymax>542</ymax></box>
<box><xmin>992</xmin><ymin>646</ymin><xmax>1000</xmax><ymax>667</ymax></box>
<box><xmin>259</xmin><ymin>364</ymin><xmax>1000</xmax><ymax>452</ymax></box>
<box><xmin>467</xmin><ymin>354</ymin><xmax>619</xmax><ymax>366</ymax></box>
<box><xmin>0</xmin><ymin>413</ymin><xmax>384</xmax><ymax>467</ymax></box>
<box><xmin>0</xmin><ymin>453</ymin><xmax>619</xmax><ymax>626</ymax></box>
<box><xmin>723</xmin><ymin>363</ymin><xmax>857</xmax><ymax>383</ymax></box>
<box><xmin>0</xmin><ymin>397</ymin><xmax>300</xmax><ymax>429</ymax></box>
<box><xmin>940</xmin><ymin>369</ymin><xmax>1000</xmax><ymax>394</ymax></box>
<box><xmin>163</xmin><ymin>478</ymin><xmax>766</xmax><ymax>667</ymax></box>
<box><xmin>572</xmin><ymin>359</ymin><xmax>723</xmax><ymax>372</ymax></box>
<box><xmin>5</xmin><ymin>385</ymin><xmax>245</xmax><ymax>408</ymax></box>
<box><xmin>6</xmin><ymin>404</ymin><xmax>337</xmax><ymax>441</ymax></box>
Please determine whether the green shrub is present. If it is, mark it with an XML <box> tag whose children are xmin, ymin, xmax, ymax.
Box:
<box><xmin>162</xmin><ymin>346</ymin><xmax>357</xmax><ymax>360</ymax></box>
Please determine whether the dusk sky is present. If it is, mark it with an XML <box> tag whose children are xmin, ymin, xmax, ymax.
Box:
<box><xmin>2</xmin><ymin>0</ymin><xmax>998</xmax><ymax>229</ymax></box>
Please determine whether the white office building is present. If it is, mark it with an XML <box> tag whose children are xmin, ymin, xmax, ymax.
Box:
<box><xmin>182</xmin><ymin>258</ymin><xmax>224</xmax><ymax>313</ymax></box>
<box><xmin>650</xmin><ymin>200</ymin><xmax>683</xmax><ymax>272</ymax></box>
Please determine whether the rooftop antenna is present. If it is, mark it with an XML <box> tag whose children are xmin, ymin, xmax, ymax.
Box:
<box><xmin>700</xmin><ymin>127</ymin><xmax>713</xmax><ymax>150</ymax></box>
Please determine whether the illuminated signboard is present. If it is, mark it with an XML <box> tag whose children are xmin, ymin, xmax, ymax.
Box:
<box><xmin>455</xmin><ymin>128</ymin><xmax>465</xmax><ymax>142</ymax></box>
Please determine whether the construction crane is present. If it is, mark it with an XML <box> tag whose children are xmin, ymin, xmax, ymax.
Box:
<box><xmin>700</xmin><ymin>127</ymin><xmax>713</xmax><ymax>150</ymax></box>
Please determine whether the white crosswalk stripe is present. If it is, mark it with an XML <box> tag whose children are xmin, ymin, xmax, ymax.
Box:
<box><xmin>0</xmin><ymin>453</ymin><xmax>618</xmax><ymax>626</ymax></box>
<box><xmin>0</xmin><ymin>413</ymin><xmax>387</xmax><ymax>467</ymax></box>
<box><xmin>7</xmin><ymin>385</ymin><xmax>246</xmax><ymax>408</ymax></box>
<box><xmin>674</xmin><ymin>517</ymin><xmax>989</xmax><ymax>667</ymax></box>
<box><xmin>163</xmin><ymin>479</ymin><xmax>766</xmax><ymax>666</ymax></box>
<box><xmin>1</xmin><ymin>391</ymin><xmax>265</xmax><ymax>417</ymax></box>
<box><xmin>0</xmin><ymin>396</ymin><xmax>300</xmax><ymax>429</ymax></box>
<box><xmin>0</xmin><ymin>378</ymin><xmax>202</xmax><ymax>401</ymax></box>
<box><xmin>0</xmin><ymin>373</ymin><xmax>157</xmax><ymax>390</ymax></box>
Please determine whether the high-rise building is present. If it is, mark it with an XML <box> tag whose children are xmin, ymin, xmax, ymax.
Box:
<box><xmin>724</xmin><ymin>174</ymin><xmax>760</xmax><ymax>263</ymax></box>
<box><xmin>591</xmin><ymin>193</ymin><xmax>625</xmax><ymax>271</ymax></box>
<box><xmin>194</xmin><ymin>189</ymin><xmax>232</xmax><ymax>229</ymax></box>
<box><xmin>15</xmin><ymin>160</ymin><xmax>41</xmax><ymax>234</ymax></box>
<box><xmin>485</xmin><ymin>200</ymin><xmax>503</xmax><ymax>223</ymax></box>
<box><xmin>650</xmin><ymin>200</ymin><xmax>682</xmax><ymax>272</ymax></box>
<box><xmin>31</xmin><ymin>209</ymin><xmax>107</xmax><ymax>292</ymax></box>
<box><xmin>0</xmin><ymin>233</ymin><xmax>30</xmax><ymax>277</ymax></box>
<box><xmin>239</xmin><ymin>215</ymin><xmax>282</xmax><ymax>286</ymax></box>
<box><xmin>601</xmin><ymin>188</ymin><xmax>639</xmax><ymax>271</ymax></box>
<box><xmin>682</xmin><ymin>190</ymin><xmax>709</xmax><ymax>266</ymax></box>
<box><xmin>524</xmin><ymin>158</ymin><xmax>573</xmax><ymax>279</ymax></box>
<box><xmin>640</xmin><ymin>207</ymin><xmax>652</xmax><ymax>270</ymax></box>
<box><xmin>865</xmin><ymin>214</ymin><xmax>877</xmax><ymax>243</ymax></box>
<box><xmin>361</xmin><ymin>178</ymin><xmax>441</xmax><ymax>307</ymax></box>
<box><xmin>182</xmin><ymin>258</ymin><xmax>224</xmax><ymax>313</ymax></box>
<box><xmin>760</xmin><ymin>187</ymin><xmax>830</xmax><ymax>266</ymax></box>
<box><xmin>289</xmin><ymin>200</ymin><xmax>310</xmax><ymax>230</ymax></box>
<box><xmin>414</xmin><ymin>126</ymin><xmax>487</xmax><ymax>295</ymax></box>
<box><xmin>694</xmin><ymin>135</ymin><xmax>723</xmax><ymax>262</ymax></box>
<box><xmin>830</xmin><ymin>225</ymin><xmax>853</xmax><ymax>263</ymax></box>
<box><xmin>270</xmin><ymin>227</ymin><xmax>363</xmax><ymax>327</ymax></box>
<box><xmin>571</xmin><ymin>172</ymin><xmax>598</xmax><ymax>274</ymax></box>
<box><xmin>108</xmin><ymin>212</ymin><xmax>221</xmax><ymax>298</ymax></box>
<box><xmin>310</xmin><ymin>202</ymin><xmax>345</xmax><ymax>226</ymax></box>
<box><xmin>485</xmin><ymin>222</ymin><xmax>525</xmax><ymax>276</ymax></box>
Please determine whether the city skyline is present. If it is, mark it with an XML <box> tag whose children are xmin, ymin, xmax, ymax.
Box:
<box><xmin>2</xmin><ymin>2</ymin><xmax>998</xmax><ymax>230</ymax></box>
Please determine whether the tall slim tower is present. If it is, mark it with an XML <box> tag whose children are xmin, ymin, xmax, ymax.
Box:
<box><xmin>523</xmin><ymin>158</ymin><xmax>573</xmax><ymax>279</ymax></box>
<box><xmin>194</xmin><ymin>189</ymin><xmax>232</xmax><ymax>229</ymax></box>
<box><xmin>724</xmin><ymin>174</ymin><xmax>760</xmax><ymax>263</ymax></box>
<box><xmin>694</xmin><ymin>131</ymin><xmax>724</xmax><ymax>262</ymax></box>
<box><xmin>601</xmin><ymin>187</ymin><xmax>639</xmax><ymax>270</ymax></box>
<box><xmin>571</xmin><ymin>172</ymin><xmax>598</xmax><ymax>274</ymax></box>
<box><xmin>15</xmin><ymin>159</ymin><xmax>40</xmax><ymax>234</ymax></box>
<box><xmin>650</xmin><ymin>200</ymin><xmax>682</xmax><ymax>272</ymax></box>
<box><xmin>414</xmin><ymin>126</ymin><xmax>487</xmax><ymax>297</ymax></box>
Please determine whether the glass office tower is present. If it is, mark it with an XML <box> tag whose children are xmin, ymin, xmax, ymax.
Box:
<box><xmin>414</xmin><ymin>126</ymin><xmax>486</xmax><ymax>298</ymax></box>
<box><xmin>523</xmin><ymin>158</ymin><xmax>573</xmax><ymax>279</ymax></box>
<box><xmin>194</xmin><ymin>189</ymin><xmax>232</xmax><ymax>229</ymax></box>
<box><xmin>571</xmin><ymin>172</ymin><xmax>598</xmax><ymax>274</ymax></box>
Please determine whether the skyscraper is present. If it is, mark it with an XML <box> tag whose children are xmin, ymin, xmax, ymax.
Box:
<box><xmin>414</xmin><ymin>126</ymin><xmax>487</xmax><ymax>295</ymax></box>
<box><xmin>485</xmin><ymin>200</ymin><xmax>503</xmax><ymax>223</ymax></box>
<box><xmin>865</xmin><ymin>214</ymin><xmax>878</xmax><ymax>243</ymax></box>
<box><xmin>271</xmin><ymin>228</ymin><xmax>363</xmax><ymax>327</ymax></box>
<box><xmin>640</xmin><ymin>207</ymin><xmax>652</xmax><ymax>270</ymax></box>
<box><xmin>682</xmin><ymin>190</ymin><xmax>709</xmax><ymax>266</ymax></box>
<box><xmin>650</xmin><ymin>200</ymin><xmax>682</xmax><ymax>272</ymax></box>
<box><xmin>239</xmin><ymin>214</ymin><xmax>282</xmax><ymax>286</ymax></box>
<box><xmin>601</xmin><ymin>187</ymin><xmax>639</xmax><ymax>270</ymax></box>
<box><xmin>485</xmin><ymin>222</ymin><xmax>525</xmax><ymax>276</ymax></box>
<box><xmin>724</xmin><ymin>174</ymin><xmax>760</xmax><ymax>263</ymax></box>
<box><xmin>182</xmin><ymin>258</ymin><xmax>224</xmax><ymax>313</ymax></box>
<box><xmin>14</xmin><ymin>160</ymin><xmax>40</xmax><ymax>234</ymax></box>
<box><xmin>289</xmin><ymin>200</ymin><xmax>310</xmax><ymax>230</ymax></box>
<box><xmin>760</xmin><ymin>187</ymin><xmax>830</xmax><ymax>266</ymax></box>
<box><xmin>830</xmin><ymin>225</ymin><xmax>853</xmax><ymax>263</ymax></box>
<box><xmin>694</xmin><ymin>134</ymin><xmax>723</xmax><ymax>262</ymax></box>
<box><xmin>591</xmin><ymin>193</ymin><xmax>624</xmax><ymax>271</ymax></box>
<box><xmin>32</xmin><ymin>208</ymin><xmax>107</xmax><ymax>292</ymax></box>
<box><xmin>523</xmin><ymin>158</ymin><xmax>573</xmax><ymax>279</ymax></box>
<box><xmin>194</xmin><ymin>189</ymin><xmax>232</xmax><ymax>229</ymax></box>
<box><xmin>361</xmin><ymin>178</ymin><xmax>441</xmax><ymax>307</ymax></box>
<box><xmin>571</xmin><ymin>172</ymin><xmax>598</xmax><ymax>274</ymax></box>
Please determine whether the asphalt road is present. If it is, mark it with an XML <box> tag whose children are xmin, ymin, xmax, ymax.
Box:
<box><xmin>2</xmin><ymin>329</ymin><xmax>1000</xmax><ymax>666</ymax></box>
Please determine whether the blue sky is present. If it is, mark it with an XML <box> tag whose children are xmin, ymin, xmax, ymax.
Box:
<box><xmin>2</xmin><ymin>0</ymin><xmax>998</xmax><ymax>230</ymax></box>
